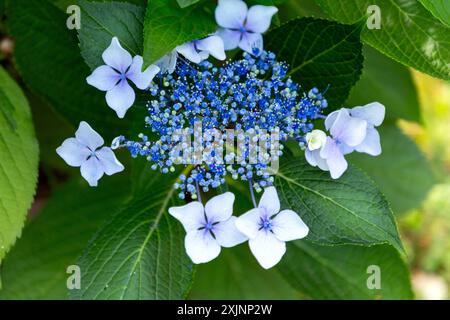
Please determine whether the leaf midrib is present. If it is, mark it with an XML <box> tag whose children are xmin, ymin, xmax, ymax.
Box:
<box><xmin>117</xmin><ymin>186</ymin><xmax>176</xmax><ymax>300</ymax></box>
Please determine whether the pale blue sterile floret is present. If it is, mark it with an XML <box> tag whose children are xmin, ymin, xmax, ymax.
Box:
<box><xmin>168</xmin><ymin>192</ymin><xmax>247</xmax><ymax>264</ymax></box>
<box><xmin>157</xmin><ymin>35</ymin><xmax>227</xmax><ymax>74</ymax></box>
<box><xmin>56</xmin><ymin>121</ymin><xmax>124</xmax><ymax>187</ymax></box>
<box><xmin>305</xmin><ymin>102</ymin><xmax>386</xmax><ymax>179</ymax></box>
<box><xmin>235</xmin><ymin>187</ymin><xmax>309</xmax><ymax>269</ymax></box>
<box><xmin>117</xmin><ymin>49</ymin><xmax>328</xmax><ymax>199</ymax></box>
<box><xmin>86</xmin><ymin>37</ymin><xmax>160</xmax><ymax>118</ymax></box>
<box><xmin>215</xmin><ymin>0</ymin><xmax>278</xmax><ymax>54</ymax></box>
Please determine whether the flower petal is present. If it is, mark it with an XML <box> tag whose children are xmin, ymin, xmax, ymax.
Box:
<box><xmin>80</xmin><ymin>156</ymin><xmax>104</xmax><ymax>187</ymax></box>
<box><xmin>306</xmin><ymin>129</ymin><xmax>327</xmax><ymax>151</ymax></box>
<box><xmin>339</xmin><ymin>143</ymin><xmax>355</xmax><ymax>155</ymax></box>
<box><xmin>205</xmin><ymin>192</ymin><xmax>235</xmax><ymax>223</ymax></box>
<box><xmin>216</xmin><ymin>28</ymin><xmax>241</xmax><ymax>50</ymax></box>
<box><xmin>239</xmin><ymin>32</ymin><xmax>263</xmax><ymax>54</ymax></box>
<box><xmin>258</xmin><ymin>186</ymin><xmax>280</xmax><ymax>216</ymax></box>
<box><xmin>156</xmin><ymin>50</ymin><xmax>178</xmax><ymax>74</ymax></box>
<box><xmin>168</xmin><ymin>201</ymin><xmax>205</xmax><ymax>232</ymax></box>
<box><xmin>305</xmin><ymin>149</ymin><xmax>317</xmax><ymax>167</ymax></box>
<box><xmin>272</xmin><ymin>210</ymin><xmax>309</xmax><ymax>242</ymax></box>
<box><xmin>185</xmin><ymin>230</ymin><xmax>221</xmax><ymax>264</ymax></box>
<box><xmin>56</xmin><ymin>138</ymin><xmax>90</xmax><ymax>167</ymax></box>
<box><xmin>350</xmin><ymin>102</ymin><xmax>385</xmax><ymax>127</ymax></box>
<box><xmin>249</xmin><ymin>231</ymin><xmax>286</xmax><ymax>269</ymax></box>
<box><xmin>198</xmin><ymin>51</ymin><xmax>210</xmax><ymax>61</ymax></box>
<box><xmin>196</xmin><ymin>36</ymin><xmax>226</xmax><ymax>61</ymax></box>
<box><xmin>324</xmin><ymin>110</ymin><xmax>341</xmax><ymax>131</ymax></box>
<box><xmin>75</xmin><ymin>121</ymin><xmax>104</xmax><ymax>151</ymax></box>
<box><xmin>320</xmin><ymin>137</ymin><xmax>348</xmax><ymax>179</ymax></box>
<box><xmin>235</xmin><ymin>208</ymin><xmax>262</xmax><ymax>239</ymax></box>
<box><xmin>105</xmin><ymin>79</ymin><xmax>136</xmax><ymax>118</ymax></box>
<box><xmin>245</xmin><ymin>5</ymin><xmax>278</xmax><ymax>33</ymax></box>
<box><xmin>96</xmin><ymin>147</ymin><xmax>124</xmax><ymax>176</ymax></box>
<box><xmin>102</xmin><ymin>37</ymin><xmax>132</xmax><ymax>73</ymax></box>
<box><xmin>215</xmin><ymin>0</ymin><xmax>248</xmax><ymax>29</ymax></box>
<box><xmin>306</xmin><ymin>148</ymin><xmax>330</xmax><ymax>171</ymax></box>
<box><xmin>214</xmin><ymin>216</ymin><xmax>247</xmax><ymax>248</ymax></box>
<box><xmin>176</xmin><ymin>42</ymin><xmax>202</xmax><ymax>64</ymax></box>
<box><xmin>355</xmin><ymin>126</ymin><xmax>382</xmax><ymax>156</ymax></box>
<box><xmin>126</xmin><ymin>56</ymin><xmax>160</xmax><ymax>90</ymax></box>
<box><xmin>330</xmin><ymin>108</ymin><xmax>367</xmax><ymax>147</ymax></box>
<box><xmin>86</xmin><ymin>65</ymin><xmax>120</xmax><ymax>91</ymax></box>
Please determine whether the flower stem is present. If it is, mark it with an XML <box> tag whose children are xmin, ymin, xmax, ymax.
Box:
<box><xmin>195</xmin><ymin>180</ymin><xmax>202</xmax><ymax>203</ymax></box>
<box><xmin>248</xmin><ymin>179</ymin><xmax>257</xmax><ymax>208</ymax></box>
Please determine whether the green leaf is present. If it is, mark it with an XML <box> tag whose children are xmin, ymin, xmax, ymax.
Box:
<box><xmin>7</xmin><ymin>0</ymin><xmax>128</xmax><ymax>137</ymax></box>
<box><xmin>265</xmin><ymin>18</ymin><xmax>364</xmax><ymax>109</ymax></box>
<box><xmin>314</xmin><ymin>0</ymin><xmax>450</xmax><ymax>81</ymax></box>
<box><xmin>0</xmin><ymin>67</ymin><xmax>39</xmax><ymax>264</ymax></box>
<box><xmin>278</xmin><ymin>242</ymin><xmax>413</xmax><ymax>299</ymax></box>
<box><xmin>419</xmin><ymin>0</ymin><xmax>450</xmax><ymax>27</ymax></box>
<box><xmin>279</xmin><ymin>0</ymin><xmax>326</xmax><ymax>20</ymax></box>
<box><xmin>143</xmin><ymin>0</ymin><xmax>217</xmax><ymax>67</ymax></box>
<box><xmin>0</xmin><ymin>85</ymin><xmax>16</xmax><ymax>131</ymax></box>
<box><xmin>275</xmin><ymin>154</ymin><xmax>404</xmax><ymax>252</ymax></box>
<box><xmin>348</xmin><ymin>125</ymin><xmax>435</xmax><ymax>215</ymax></box>
<box><xmin>347</xmin><ymin>46</ymin><xmax>421</xmax><ymax>123</ymax></box>
<box><xmin>77</xmin><ymin>0</ymin><xmax>145</xmax><ymax>70</ymax></box>
<box><xmin>0</xmin><ymin>177</ymin><xmax>130</xmax><ymax>300</ymax></box>
<box><xmin>26</xmin><ymin>92</ymin><xmax>76</xmax><ymax>171</ymax></box>
<box><xmin>190</xmin><ymin>246</ymin><xmax>298</xmax><ymax>299</ymax></box>
<box><xmin>176</xmin><ymin>0</ymin><xmax>200</xmax><ymax>8</ymax></box>
<box><xmin>71</xmin><ymin>166</ymin><xmax>194</xmax><ymax>300</ymax></box>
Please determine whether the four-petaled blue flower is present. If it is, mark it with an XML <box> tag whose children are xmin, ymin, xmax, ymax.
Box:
<box><xmin>169</xmin><ymin>192</ymin><xmax>247</xmax><ymax>264</ymax></box>
<box><xmin>305</xmin><ymin>102</ymin><xmax>386</xmax><ymax>179</ymax></box>
<box><xmin>56</xmin><ymin>121</ymin><xmax>124</xmax><ymax>187</ymax></box>
<box><xmin>157</xmin><ymin>35</ymin><xmax>227</xmax><ymax>74</ymax></box>
<box><xmin>87</xmin><ymin>37</ymin><xmax>160</xmax><ymax>118</ymax></box>
<box><xmin>215</xmin><ymin>0</ymin><xmax>278</xmax><ymax>54</ymax></box>
<box><xmin>236</xmin><ymin>187</ymin><xmax>309</xmax><ymax>269</ymax></box>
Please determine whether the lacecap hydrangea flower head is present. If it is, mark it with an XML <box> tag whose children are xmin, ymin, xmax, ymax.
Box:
<box><xmin>56</xmin><ymin>0</ymin><xmax>385</xmax><ymax>269</ymax></box>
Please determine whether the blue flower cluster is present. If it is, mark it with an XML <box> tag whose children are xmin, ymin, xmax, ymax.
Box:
<box><xmin>119</xmin><ymin>50</ymin><xmax>328</xmax><ymax>199</ymax></box>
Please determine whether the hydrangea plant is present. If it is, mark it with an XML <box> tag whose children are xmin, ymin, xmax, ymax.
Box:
<box><xmin>56</xmin><ymin>0</ymin><xmax>387</xmax><ymax>268</ymax></box>
<box><xmin>0</xmin><ymin>0</ymin><xmax>448</xmax><ymax>301</ymax></box>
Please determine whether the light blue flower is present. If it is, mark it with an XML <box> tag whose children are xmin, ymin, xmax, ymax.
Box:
<box><xmin>325</xmin><ymin>102</ymin><xmax>385</xmax><ymax>156</ymax></box>
<box><xmin>177</xmin><ymin>35</ymin><xmax>226</xmax><ymax>64</ymax></box>
<box><xmin>306</xmin><ymin>109</ymin><xmax>368</xmax><ymax>179</ymax></box>
<box><xmin>87</xmin><ymin>37</ymin><xmax>160</xmax><ymax>118</ymax></box>
<box><xmin>235</xmin><ymin>187</ymin><xmax>309</xmax><ymax>269</ymax></box>
<box><xmin>56</xmin><ymin>122</ymin><xmax>124</xmax><ymax>187</ymax></box>
<box><xmin>215</xmin><ymin>0</ymin><xmax>278</xmax><ymax>54</ymax></box>
<box><xmin>156</xmin><ymin>35</ymin><xmax>226</xmax><ymax>74</ymax></box>
<box><xmin>169</xmin><ymin>192</ymin><xmax>247</xmax><ymax>264</ymax></box>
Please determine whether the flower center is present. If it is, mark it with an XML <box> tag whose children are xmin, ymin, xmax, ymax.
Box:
<box><xmin>86</xmin><ymin>149</ymin><xmax>98</xmax><ymax>160</ymax></box>
<box><xmin>203</xmin><ymin>220</ymin><xmax>214</xmax><ymax>232</ymax></box>
<box><xmin>259</xmin><ymin>216</ymin><xmax>273</xmax><ymax>231</ymax></box>
<box><xmin>119</xmin><ymin>73</ymin><xmax>127</xmax><ymax>81</ymax></box>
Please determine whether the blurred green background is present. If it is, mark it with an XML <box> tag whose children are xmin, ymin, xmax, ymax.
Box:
<box><xmin>399</xmin><ymin>72</ymin><xmax>450</xmax><ymax>299</ymax></box>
